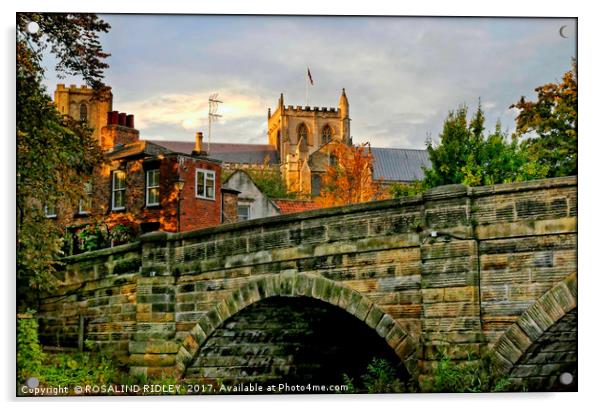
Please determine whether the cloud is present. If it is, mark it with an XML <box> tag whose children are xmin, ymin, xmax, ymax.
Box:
<box><xmin>119</xmin><ymin>89</ymin><xmax>270</xmax><ymax>140</ymax></box>
<box><xmin>42</xmin><ymin>16</ymin><xmax>576</xmax><ymax>150</ymax></box>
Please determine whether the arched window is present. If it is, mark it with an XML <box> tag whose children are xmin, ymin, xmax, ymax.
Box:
<box><xmin>321</xmin><ymin>125</ymin><xmax>333</xmax><ymax>145</ymax></box>
<box><xmin>298</xmin><ymin>123</ymin><xmax>308</xmax><ymax>143</ymax></box>
<box><xmin>79</xmin><ymin>103</ymin><xmax>88</xmax><ymax>122</ymax></box>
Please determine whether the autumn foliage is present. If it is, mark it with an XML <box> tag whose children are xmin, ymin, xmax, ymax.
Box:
<box><xmin>511</xmin><ymin>59</ymin><xmax>577</xmax><ymax>177</ymax></box>
<box><xmin>316</xmin><ymin>142</ymin><xmax>385</xmax><ymax>207</ymax></box>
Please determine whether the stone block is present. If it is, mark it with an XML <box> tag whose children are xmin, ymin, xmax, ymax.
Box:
<box><xmin>394</xmin><ymin>335</ymin><xmax>415</xmax><ymax>360</ymax></box>
<box><xmin>365</xmin><ymin>305</ymin><xmax>384</xmax><ymax>329</ymax></box>
<box><xmin>345</xmin><ymin>292</ymin><xmax>362</xmax><ymax>316</ymax></box>
<box><xmin>337</xmin><ymin>287</ymin><xmax>353</xmax><ymax>310</ymax></box>
<box><xmin>422</xmin><ymin>288</ymin><xmax>444</xmax><ymax>303</ymax></box>
<box><xmin>327</xmin><ymin>283</ymin><xmax>343</xmax><ymax>306</ymax></box>
<box><xmin>353</xmin><ymin>297</ymin><xmax>373</xmax><ymax>321</ymax></box>
<box><xmin>129</xmin><ymin>353</ymin><xmax>176</xmax><ymax>367</ymax></box>
<box><xmin>504</xmin><ymin>324</ymin><xmax>532</xmax><ymax>352</ymax></box>
<box><xmin>550</xmin><ymin>282</ymin><xmax>577</xmax><ymax>313</ymax></box>
<box><xmin>129</xmin><ymin>340</ymin><xmax>180</xmax><ymax>354</ymax></box>
<box><xmin>176</xmin><ymin>345</ymin><xmax>192</xmax><ymax>366</ymax></box>
<box><xmin>516</xmin><ymin>310</ymin><xmax>544</xmax><ymax>341</ymax></box>
<box><xmin>375</xmin><ymin>314</ymin><xmax>395</xmax><ymax>338</ymax></box>
<box><xmin>495</xmin><ymin>334</ymin><xmax>523</xmax><ymax>364</ymax></box>
<box><xmin>190</xmin><ymin>324</ymin><xmax>207</xmax><ymax>344</ymax></box>
<box><xmin>182</xmin><ymin>334</ymin><xmax>199</xmax><ymax>353</ymax></box>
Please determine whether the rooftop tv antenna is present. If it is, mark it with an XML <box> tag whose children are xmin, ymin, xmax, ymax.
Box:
<box><xmin>207</xmin><ymin>93</ymin><xmax>222</xmax><ymax>154</ymax></box>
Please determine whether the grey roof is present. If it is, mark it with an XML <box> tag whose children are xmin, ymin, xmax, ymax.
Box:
<box><xmin>105</xmin><ymin>140</ymin><xmax>172</xmax><ymax>160</ymax></box>
<box><xmin>146</xmin><ymin>140</ymin><xmax>278</xmax><ymax>165</ymax></box>
<box><xmin>371</xmin><ymin>148</ymin><xmax>431</xmax><ymax>182</ymax></box>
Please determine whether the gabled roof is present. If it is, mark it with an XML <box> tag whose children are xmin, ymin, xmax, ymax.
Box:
<box><xmin>371</xmin><ymin>147</ymin><xmax>431</xmax><ymax>182</ymax></box>
<box><xmin>146</xmin><ymin>140</ymin><xmax>279</xmax><ymax>165</ymax></box>
<box><xmin>272</xmin><ymin>199</ymin><xmax>321</xmax><ymax>214</ymax></box>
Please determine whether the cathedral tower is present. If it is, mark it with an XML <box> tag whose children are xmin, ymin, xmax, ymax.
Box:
<box><xmin>267</xmin><ymin>89</ymin><xmax>352</xmax><ymax>194</ymax></box>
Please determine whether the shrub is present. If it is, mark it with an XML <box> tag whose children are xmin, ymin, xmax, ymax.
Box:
<box><xmin>427</xmin><ymin>351</ymin><xmax>510</xmax><ymax>393</ymax></box>
<box><xmin>17</xmin><ymin>312</ymin><xmax>45</xmax><ymax>384</ymax></box>
<box><xmin>342</xmin><ymin>358</ymin><xmax>413</xmax><ymax>393</ymax></box>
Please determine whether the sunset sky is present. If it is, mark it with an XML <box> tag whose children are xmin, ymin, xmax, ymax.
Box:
<box><xmin>42</xmin><ymin>15</ymin><xmax>576</xmax><ymax>149</ymax></box>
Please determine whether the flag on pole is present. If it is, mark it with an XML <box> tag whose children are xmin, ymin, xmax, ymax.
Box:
<box><xmin>307</xmin><ymin>67</ymin><xmax>314</xmax><ymax>86</ymax></box>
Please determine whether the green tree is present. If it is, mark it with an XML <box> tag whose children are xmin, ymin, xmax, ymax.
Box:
<box><xmin>511</xmin><ymin>59</ymin><xmax>577</xmax><ymax>177</ymax></box>
<box><xmin>420</xmin><ymin>103</ymin><xmax>547</xmax><ymax>191</ymax></box>
<box><xmin>17</xmin><ymin>14</ymin><xmax>110</xmax><ymax>309</ymax></box>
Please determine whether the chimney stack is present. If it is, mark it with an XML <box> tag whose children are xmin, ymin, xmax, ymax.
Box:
<box><xmin>193</xmin><ymin>132</ymin><xmax>207</xmax><ymax>156</ymax></box>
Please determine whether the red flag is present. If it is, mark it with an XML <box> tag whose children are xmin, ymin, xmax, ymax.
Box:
<box><xmin>307</xmin><ymin>67</ymin><xmax>314</xmax><ymax>86</ymax></box>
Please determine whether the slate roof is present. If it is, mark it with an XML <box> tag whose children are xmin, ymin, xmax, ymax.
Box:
<box><xmin>147</xmin><ymin>140</ymin><xmax>279</xmax><ymax>165</ymax></box>
<box><xmin>371</xmin><ymin>148</ymin><xmax>431</xmax><ymax>182</ymax></box>
<box><xmin>146</xmin><ymin>139</ymin><xmax>430</xmax><ymax>183</ymax></box>
<box><xmin>272</xmin><ymin>199</ymin><xmax>321</xmax><ymax>214</ymax></box>
<box><xmin>105</xmin><ymin>140</ymin><xmax>172</xmax><ymax>160</ymax></box>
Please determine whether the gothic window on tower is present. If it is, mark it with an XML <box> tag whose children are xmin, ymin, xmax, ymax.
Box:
<box><xmin>79</xmin><ymin>103</ymin><xmax>88</xmax><ymax>122</ymax></box>
<box><xmin>321</xmin><ymin>125</ymin><xmax>333</xmax><ymax>145</ymax></box>
<box><xmin>298</xmin><ymin>123</ymin><xmax>308</xmax><ymax>143</ymax></box>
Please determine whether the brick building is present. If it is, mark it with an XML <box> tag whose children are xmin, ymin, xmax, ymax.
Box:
<box><xmin>50</xmin><ymin>85</ymin><xmax>238</xmax><ymax>252</ymax></box>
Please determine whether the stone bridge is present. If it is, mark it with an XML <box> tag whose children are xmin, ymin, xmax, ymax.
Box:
<box><xmin>38</xmin><ymin>176</ymin><xmax>577</xmax><ymax>391</ymax></box>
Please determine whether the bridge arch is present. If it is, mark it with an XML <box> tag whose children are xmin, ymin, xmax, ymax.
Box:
<box><xmin>490</xmin><ymin>272</ymin><xmax>577</xmax><ymax>388</ymax></box>
<box><xmin>173</xmin><ymin>272</ymin><xmax>418</xmax><ymax>379</ymax></box>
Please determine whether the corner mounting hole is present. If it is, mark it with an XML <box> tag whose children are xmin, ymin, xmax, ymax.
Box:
<box><xmin>559</xmin><ymin>372</ymin><xmax>573</xmax><ymax>385</ymax></box>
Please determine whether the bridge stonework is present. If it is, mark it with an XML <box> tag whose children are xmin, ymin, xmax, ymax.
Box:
<box><xmin>38</xmin><ymin>176</ymin><xmax>577</xmax><ymax>390</ymax></box>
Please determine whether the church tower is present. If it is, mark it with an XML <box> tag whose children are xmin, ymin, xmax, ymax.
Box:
<box><xmin>54</xmin><ymin>84</ymin><xmax>113</xmax><ymax>142</ymax></box>
<box><xmin>267</xmin><ymin>89</ymin><xmax>352</xmax><ymax>195</ymax></box>
<box><xmin>54</xmin><ymin>84</ymin><xmax>139</xmax><ymax>150</ymax></box>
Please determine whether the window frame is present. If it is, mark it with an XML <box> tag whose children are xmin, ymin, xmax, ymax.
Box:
<box><xmin>79</xmin><ymin>103</ymin><xmax>88</xmax><ymax>122</ymax></box>
<box><xmin>195</xmin><ymin>169</ymin><xmax>216</xmax><ymax>200</ymax></box>
<box><xmin>298</xmin><ymin>123</ymin><xmax>309</xmax><ymax>142</ymax></box>
<box><xmin>237</xmin><ymin>204</ymin><xmax>251</xmax><ymax>221</ymax></box>
<box><xmin>145</xmin><ymin>169</ymin><xmax>160</xmax><ymax>207</ymax></box>
<box><xmin>111</xmin><ymin>170</ymin><xmax>126</xmax><ymax>211</ymax></box>
<box><xmin>78</xmin><ymin>181</ymin><xmax>93</xmax><ymax>215</ymax></box>
<box><xmin>44</xmin><ymin>204</ymin><xmax>57</xmax><ymax>219</ymax></box>
<box><xmin>321</xmin><ymin>125</ymin><xmax>333</xmax><ymax>145</ymax></box>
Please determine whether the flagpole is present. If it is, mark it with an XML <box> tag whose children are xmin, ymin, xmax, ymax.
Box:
<box><xmin>306</xmin><ymin>68</ymin><xmax>309</xmax><ymax>106</ymax></box>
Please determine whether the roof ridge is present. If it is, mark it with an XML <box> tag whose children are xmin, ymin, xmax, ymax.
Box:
<box><xmin>371</xmin><ymin>146</ymin><xmax>427</xmax><ymax>152</ymax></box>
<box><xmin>145</xmin><ymin>139</ymin><xmax>275</xmax><ymax>147</ymax></box>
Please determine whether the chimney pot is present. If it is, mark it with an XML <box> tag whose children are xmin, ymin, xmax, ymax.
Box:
<box><xmin>118</xmin><ymin>112</ymin><xmax>127</xmax><ymax>126</ymax></box>
<box><xmin>126</xmin><ymin>114</ymin><xmax>135</xmax><ymax>129</ymax></box>
<box><xmin>109</xmin><ymin>111</ymin><xmax>119</xmax><ymax>125</ymax></box>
